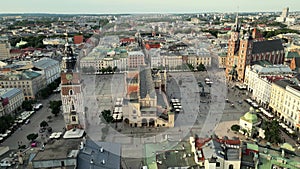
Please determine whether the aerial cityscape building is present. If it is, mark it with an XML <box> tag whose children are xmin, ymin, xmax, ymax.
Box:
<box><xmin>0</xmin><ymin>3</ymin><xmax>300</xmax><ymax>169</ymax></box>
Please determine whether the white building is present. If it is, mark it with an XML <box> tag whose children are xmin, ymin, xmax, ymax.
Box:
<box><xmin>33</xmin><ymin>57</ymin><xmax>61</xmax><ymax>84</ymax></box>
<box><xmin>149</xmin><ymin>48</ymin><xmax>162</xmax><ymax>69</ymax></box>
<box><xmin>239</xmin><ymin>107</ymin><xmax>261</xmax><ymax>137</ymax></box>
<box><xmin>244</xmin><ymin>63</ymin><xmax>292</xmax><ymax>93</ymax></box>
<box><xmin>0</xmin><ymin>88</ymin><xmax>24</xmax><ymax>117</ymax></box>
<box><xmin>282</xmin><ymin>85</ymin><xmax>300</xmax><ymax>132</ymax></box>
<box><xmin>252</xmin><ymin>76</ymin><xmax>279</xmax><ymax>108</ymax></box>
<box><xmin>162</xmin><ymin>54</ymin><xmax>182</xmax><ymax>70</ymax></box>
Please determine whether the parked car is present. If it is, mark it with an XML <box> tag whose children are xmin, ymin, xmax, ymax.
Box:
<box><xmin>39</xmin><ymin>128</ymin><xmax>46</xmax><ymax>133</ymax></box>
<box><xmin>25</xmin><ymin>119</ymin><xmax>30</xmax><ymax>124</ymax></box>
<box><xmin>33</xmin><ymin>103</ymin><xmax>43</xmax><ymax>111</ymax></box>
<box><xmin>0</xmin><ymin>158</ymin><xmax>13</xmax><ymax>167</ymax></box>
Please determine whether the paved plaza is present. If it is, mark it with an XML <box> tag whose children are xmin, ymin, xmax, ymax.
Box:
<box><xmin>80</xmin><ymin>44</ymin><xmax>259</xmax><ymax>168</ymax></box>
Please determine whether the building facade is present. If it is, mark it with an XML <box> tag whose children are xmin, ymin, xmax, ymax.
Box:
<box><xmin>33</xmin><ymin>57</ymin><xmax>61</xmax><ymax>84</ymax></box>
<box><xmin>123</xmin><ymin>67</ymin><xmax>174</xmax><ymax>128</ymax></box>
<box><xmin>0</xmin><ymin>88</ymin><xmax>24</xmax><ymax>117</ymax></box>
<box><xmin>269</xmin><ymin>79</ymin><xmax>300</xmax><ymax>131</ymax></box>
<box><xmin>281</xmin><ymin>85</ymin><xmax>300</xmax><ymax>132</ymax></box>
<box><xmin>128</xmin><ymin>51</ymin><xmax>145</xmax><ymax>69</ymax></box>
<box><xmin>244</xmin><ymin>63</ymin><xmax>292</xmax><ymax>93</ymax></box>
<box><xmin>0</xmin><ymin>71</ymin><xmax>45</xmax><ymax>100</ymax></box>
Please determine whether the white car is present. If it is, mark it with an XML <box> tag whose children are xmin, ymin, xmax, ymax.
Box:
<box><xmin>25</xmin><ymin>119</ymin><xmax>30</xmax><ymax>124</ymax></box>
<box><xmin>0</xmin><ymin>158</ymin><xmax>13</xmax><ymax>167</ymax></box>
<box><xmin>33</xmin><ymin>103</ymin><xmax>43</xmax><ymax>110</ymax></box>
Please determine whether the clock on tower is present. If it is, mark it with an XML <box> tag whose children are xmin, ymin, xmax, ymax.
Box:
<box><xmin>66</xmin><ymin>74</ymin><xmax>73</xmax><ymax>81</ymax></box>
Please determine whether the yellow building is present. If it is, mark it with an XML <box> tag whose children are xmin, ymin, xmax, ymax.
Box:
<box><xmin>269</xmin><ymin>79</ymin><xmax>300</xmax><ymax>132</ymax></box>
<box><xmin>0</xmin><ymin>71</ymin><xmax>45</xmax><ymax>100</ymax></box>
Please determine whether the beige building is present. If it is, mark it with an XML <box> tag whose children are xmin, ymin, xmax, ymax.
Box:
<box><xmin>269</xmin><ymin>80</ymin><xmax>290</xmax><ymax>118</ymax></box>
<box><xmin>162</xmin><ymin>54</ymin><xmax>182</xmax><ymax>70</ymax></box>
<box><xmin>0</xmin><ymin>36</ymin><xmax>10</xmax><ymax>60</ymax></box>
<box><xmin>218</xmin><ymin>54</ymin><xmax>227</xmax><ymax>69</ymax></box>
<box><xmin>0</xmin><ymin>71</ymin><xmax>45</xmax><ymax>100</ymax></box>
<box><xmin>269</xmin><ymin>79</ymin><xmax>300</xmax><ymax>131</ymax></box>
<box><xmin>0</xmin><ymin>88</ymin><xmax>24</xmax><ymax>117</ymax></box>
<box><xmin>187</xmin><ymin>49</ymin><xmax>212</xmax><ymax>69</ymax></box>
<box><xmin>128</xmin><ymin>51</ymin><xmax>145</xmax><ymax>69</ymax></box>
<box><xmin>281</xmin><ymin>85</ymin><xmax>300</xmax><ymax>132</ymax></box>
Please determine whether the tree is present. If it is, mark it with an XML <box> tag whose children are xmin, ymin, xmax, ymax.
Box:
<box><xmin>186</xmin><ymin>63</ymin><xmax>194</xmax><ymax>71</ymax></box>
<box><xmin>49</xmin><ymin>100</ymin><xmax>62</xmax><ymax>116</ymax></box>
<box><xmin>47</xmin><ymin>115</ymin><xmax>52</xmax><ymax>122</ymax></box>
<box><xmin>113</xmin><ymin>66</ymin><xmax>118</xmax><ymax>72</ymax></box>
<box><xmin>100</xmin><ymin>110</ymin><xmax>113</xmax><ymax>123</ymax></box>
<box><xmin>231</xmin><ymin>125</ymin><xmax>240</xmax><ymax>132</ymax></box>
<box><xmin>262</xmin><ymin>120</ymin><xmax>282</xmax><ymax>144</ymax></box>
<box><xmin>27</xmin><ymin>133</ymin><xmax>38</xmax><ymax>142</ymax></box>
<box><xmin>40</xmin><ymin>121</ymin><xmax>48</xmax><ymax>128</ymax></box>
<box><xmin>107</xmin><ymin>66</ymin><xmax>113</xmax><ymax>73</ymax></box>
<box><xmin>22</xmin><ymin>100</ymin><xmax>36</xmax><ymax>111</ymax></box>
<box><xmin>197</xmin><ymin>63</ymin><xmax>206</xmax><ymax>71</ymax></box>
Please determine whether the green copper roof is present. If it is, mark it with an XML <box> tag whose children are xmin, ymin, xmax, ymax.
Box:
<box><xmin>241</xmin><ymin>107</ymin><xmax>258</xmax><ymax>123</ymax></box>
<box><xmin>285</xmin><ymin>51</ymin><xmax>300</xmax><ymax>59</ymax></box>
<box><xmin>281</xmin><ymin>143</ymin><xmax>295</xmax><ymax>152</ymax></box>
<box><xmin>247</xmin><ymin>143</ymin><xmax>259</xmax><ymax>151</ymax></box>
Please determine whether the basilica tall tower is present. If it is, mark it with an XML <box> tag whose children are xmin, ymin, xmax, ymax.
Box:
<box><xmin>225</xmin><ymin>14</ymin><xmax>241</xmax><ymax>81</ymax></box>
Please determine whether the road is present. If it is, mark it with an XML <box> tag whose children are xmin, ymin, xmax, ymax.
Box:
<box><xmin>1</xmin><ymin>93</ymin><xmax>65</xmax><ymax>150</ymax></box>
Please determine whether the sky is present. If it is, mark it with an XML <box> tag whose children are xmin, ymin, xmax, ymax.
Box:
<box><xmin>0</xmin><ymin>0</ymin><xmax>299</xmax><ymax>14</ymax></box>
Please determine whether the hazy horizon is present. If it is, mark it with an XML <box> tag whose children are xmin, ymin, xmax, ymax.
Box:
<box><xmin>0</xmin><ymin>0</ymin><xmax>299</xmax><ymax>14</ymax></box>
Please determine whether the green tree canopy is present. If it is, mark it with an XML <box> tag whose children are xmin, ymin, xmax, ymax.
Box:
<box><xmin>100</xmin><ymin>109</ymin><xmax>113</xmax><ymax>123</ymax></box>
<box><xmin>262</xmin><ymin>120</ymin><xmax>282</xmax><ymax>144</ymax></box>
<box><xmin>27</xmin><ymin>133</ymin><xmax>38</xmax><ymax>142</ymax></box>
<box><xmin>22</xmin><ymin>99</ymin><xmax>36</xmax><ymax>111</ymax></box>
<box><xmin>40</xmin><ymin>120</ymin><xmax>49</xmax><ymax>128</ymax></box>
<box><xmin>49</xmin><ymin>100</ymin><xmax>62</xmax><ymax>116</ymax></box>
<box><xmin>197</xmin><ymin>63</ymin><xmax>206</xmax><ymax>71</ymax></box>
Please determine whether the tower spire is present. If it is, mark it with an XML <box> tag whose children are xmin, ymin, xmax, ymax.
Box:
<box><xmin>233</xmin><ymin>6</ymin><xmax>240</xmax><ymax>32</ymax></box>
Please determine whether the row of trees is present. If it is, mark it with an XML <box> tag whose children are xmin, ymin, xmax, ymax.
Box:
<box><xmin>10</xmin><ymin>35</ymin><xmax>46</xmax><ymax>49</ymax></box>
<box><xmin>22</xmin><ymin>99</ymin><xmax>37</xmax><ymax>111</ymax></box>
<box><xmin>262</xmin><ymin>120</ymin><xmax>282</xmax><ymax>144</ymax></box>
<box><xmin>0</xmin><ymin>115</ymin><xmax>14</xmax><ymax>134</ymax></box>
<box><xmin>37</xmin><ymin>78</ymin><xmax>61</xmax><ymax>99</ymax></box>
<box><xmin>262</xmin><ymin>28</ymin><xmax>300</xmax><ymax>39</ymax></box>
<box><xmin>82</xmin><ymin>66</ymin><xmax>118</xmax><ymax>74</ymax></box>
<box><xmin>187</xmin><ymin>63</ymin><xmax>207</xmax><ymax>71</ymax></box>
<box><xmin>230</xmin><ymin>120</ymin><xmax>283</xmax><ymax>144</ymax></box>
<box><xmin>100</xmin><ymin>66</ymin><xmax>118</xmax><ymax>74</ymax></box>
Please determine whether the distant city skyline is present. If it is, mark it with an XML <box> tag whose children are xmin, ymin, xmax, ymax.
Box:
<box><xmin>0</xmin><ymin>0</ymin><xmax>299</xmax><ymax>14</ymax></box>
